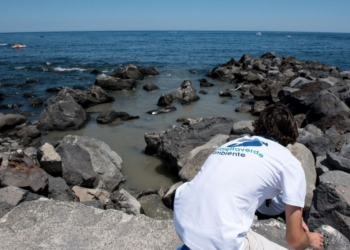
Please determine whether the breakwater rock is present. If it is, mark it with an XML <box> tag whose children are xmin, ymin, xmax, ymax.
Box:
<box><xmin>1</xmin><ymin>52</ymin><xmax>350</xmax><ymax>248</ymax></box>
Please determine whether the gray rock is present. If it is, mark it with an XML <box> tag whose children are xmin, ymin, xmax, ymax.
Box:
<box><xmin>290</xmin><ymin>77</ymin><xmax>312</xmax><ymax>88</ymax></box>
<box><xmin>178</xmin><ymin>134</ymin><xmax>229</xmax><ymax>181</ymax></box>
<box><xmin>170</xmin><ymin>80</ymin><xmax>200</xmax><ymax>105</ymax></box>
<box><xmin>94</xmin><ymin>74</ymin><xmax>137</xmax><ymax>90</ymax></box>
<box><xmin>144</xmin><ymin>131</ymin><xmax>165</xmax><ymax>156</ymax></box>
<box><xmin>37</xmin><ymin>93</ymin><xmax>88</xmax><ymax>131</ymax></box>
<box><xmin>251</xmin><ymin>219</ymin><xmax>289</xmax><ymax>249</ymax></box>
<box><xmin>81</xmin><ymin>200</ymin><xmax>104</xmax><ymax>210</ymax></box>
<box><xmin>307</xmin><ymin>171</ymin><xmax>350</xmax><ymax>240</ymax></box>
<box><xmin>48</xmin><ymin>176</ymin><xmax>75</xmax><ymax>202</ymax></box>
<box><xmin>306</xmin><ymin>91</ymin><xmax>350</xmax><ymax>124</ymax></box>
<box><xmin>143</xmin><ymin>82</ymin><xmax>159</xmax><ymax>91</ymax></box>
<box><xmin>160</xmin><ymin>117</ymin><xmax>235</xmax><ymax>171</ymax></box>
<box><xmin>314</xmin><ymin>225</ymin><xmax>350</xmax><ymax>250</ymax></box>
<box><xmin>287</xmin><ymin>143</ymin><xmax>316</xmax><ymax>211</ymax></box>
<box><xmin>0</xmin><ymin>200</ymin><xmax>181</xmax><ymax>250</ymax></box>
<box><xmin>60</xmin><ymin>86</ymin><xmax>115</xmax><ymax>108</ymax></box>
<box><xmin>0</xmin><ymin>113</ymin><xmax>28</xmax><ymax>132</ymax></box>
<box><xmin>162</xmin><ymin>181</ymin><xmax>183</xmax><ymax>209</ymax></box>
<box><xmin>0</xmin><ymin>202</ymin><xmax>13</xmax><ymax>218</ymax></box>
<box><xmin>56</xmin><ymin>135</ymin><xmax>123</xmax><ymax>192</ymax></box>
<box><xmin>96</xmin><ymin>109</ymin><xmax>139</xmax><ymax>124</ymax></box>
<box><xmin>232</xmin><ymin>120</ymin><xmax>254</xmax><ymax>135</ymax></box>
<box><xmin>111</xmin><ymin>189</ymin><xmax>141</xmax><ymax>215</ymax></box>
<box><xmin>0</xmin><ymin>186</ymin><xmax>44</xmax><ymax>210</ymax></box>
<box><xmin>138</xmin><ymin>193</ymin><xmax>173</xmax><ymax>220</ymax></box>
<box><xmin>315</xmin><ymin>155</ymin><xmax>333</xmax><ymax>175</ymax></box>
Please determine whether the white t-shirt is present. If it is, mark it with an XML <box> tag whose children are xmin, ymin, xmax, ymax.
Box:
<box><xmin>174</xmin><ymin>136</ymin><xmax>306</xmax><ymax>250</ymax></box>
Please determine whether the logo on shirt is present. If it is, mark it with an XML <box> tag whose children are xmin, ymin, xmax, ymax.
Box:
<box><xmin>227</xmin><ymin>138</ymin><xmax>268</xmax><ymax>148</ymax></box>
<box><xmin>212</xmin><ymin>138</ymin><xmax>267</xmax><ymax>158</ymax></box>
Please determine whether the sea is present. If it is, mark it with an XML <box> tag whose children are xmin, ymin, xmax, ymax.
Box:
<box><xmin>1</xmin><ymin>31</ymin><xmax>350</xmax><ymax>192</ymax></box>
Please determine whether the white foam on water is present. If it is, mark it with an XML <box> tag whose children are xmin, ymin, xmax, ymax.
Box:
<box><xmin>46</xmin><ymin>62</ymin><xmax>53</xmax><ymax>65</ymax></box>
<box><xmin>0</xmin><ymin>44</ymin><xmax>7</xmax><ymax>46</ymax></box>
<box><xmin>14</xmin><ymin>66</ymin><xmax>25</xmax><ymax>70</ymax></box>
<box><xmin>52</xmin><ymin>67</ymin><xmax>87</xmax><ymax>72</ymax></box>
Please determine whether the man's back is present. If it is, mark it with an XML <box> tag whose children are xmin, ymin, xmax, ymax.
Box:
<box><xmin>174</xmin><ymin>135</ymin><xmax>305</xmax><ymax>250</ymax></box>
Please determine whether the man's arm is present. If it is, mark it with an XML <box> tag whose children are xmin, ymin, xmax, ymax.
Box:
<box><xmin>285</xmin><ymin>204</ymin><xmax>324</xmax><ymax>250</ymax></box>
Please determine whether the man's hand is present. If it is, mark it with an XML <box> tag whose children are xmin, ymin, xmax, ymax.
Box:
<box><xmin>307</xmin><ymin>232</ymin><xmax>324</xmax><ymax>250</ymax></box>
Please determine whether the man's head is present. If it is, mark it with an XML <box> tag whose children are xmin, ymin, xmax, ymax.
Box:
<box><xmin>253</xmin><ymin>103</ymin><xmax>298</xmax><ymax>146</ymax></box>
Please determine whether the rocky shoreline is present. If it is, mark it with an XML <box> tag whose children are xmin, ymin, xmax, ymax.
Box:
<box><xmin>1</xmin><ymin>52</ymin><xmax>350</xmax><ymax>249</ymax></box>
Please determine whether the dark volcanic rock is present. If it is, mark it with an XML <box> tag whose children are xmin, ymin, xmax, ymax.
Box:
<box><xmin>287</xmin><ymin>81</ymin><xmax>331</xmax><ymax>114</ymax></box>
<box><xmin>96</xmin><ymin>109</ymin><xmax>139</xmax><ymax>124</ymax></box>
<box><xmin>305</xmin><ymin>91</ymin><xmax>350</xmax><ymax>124</ymax></box>
<box><xmin>170</xmin><ymin>80</ymin><xmax>200</xmax><ymax>105</ymax></box>
<box><xmin>307</xmin><ymin>171</ymin><xmax>350</xmax><ymax>240</ymax></box>
<box><xmin>199</xmin><ymin>78</ymin><xmax>214</xmax><ymax>87</ymax></box>
<box><xmin>47</xmin><ymin>175</ymin><xmax>75</xmax><ymax>202</ymax></box>
<box><xmin>30</xmin><ymin>98</ymin><xmax>43</xmax><ymax>107</ymax></box>
<box><xmin>0</xmin><ymin>113</ymin><xmax>28</xmax><ymax>132</ymax></box>
<box><xmin>94</xmin><ymin>74</ymin><xmax>137</xmax><ymax>90</ymax></box>
<box><xmin>143</xmin><ymin>83</ymin><xmax>159</xmax><ymax>91</ymax></box>
<box><xmin>146</xmin><ymin>105</ymin><xmax>176</xmax><ymax>115</ymax></box>
<box><xmin>37</xmin><ymin>93</ymin><xmax>88</xmax><ymax>131</ymax></box>
<box><xmin>158</xmin><ymin>117</ymin><xmax>235</xmax><ymax>172</ymax></box>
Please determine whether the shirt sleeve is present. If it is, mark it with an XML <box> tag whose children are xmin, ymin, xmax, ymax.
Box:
<box><xmin>281</xmin><ymin>161</ymin><xmax>306</xmax><ymax>208</ymax></box>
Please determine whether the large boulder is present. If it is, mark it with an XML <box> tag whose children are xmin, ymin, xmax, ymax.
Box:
<box><xmin>286</xmin><ymin>142</ymin><xmax>316</xmax><ymax>211</ymax></box>
<box><xmin>0</xmin><ymin>200</ymin><xmax>182</xmax><ymax>250</ymax></box>
<box><xmin>55</xmin><ymin>135</ymin><xmax>123</xmax><ymax>192</ymax></box>
<box><xmin>306</xmin><ymin>91</ymin><xmax>350</xmax><ymax>124</ymax></box>
<box><xmin>307</xmin><ymin>171</ymin><xmax>350</xmax><ymax>240</ymax></box>
<box><xmin>37</xmin><ymin>93</ymin><xmax>88</xmax><ymax>131</ymax></box>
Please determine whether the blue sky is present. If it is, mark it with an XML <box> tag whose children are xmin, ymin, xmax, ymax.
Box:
<box><xmin>1</xmin><ymin>0</ymin><xmax>349</xmax><ymax>33</ymax></box>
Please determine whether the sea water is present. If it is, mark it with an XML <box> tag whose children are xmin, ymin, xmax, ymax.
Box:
<box><xmin>0</xmin><ymin>31</ymin><xmax>350</xmax><ymax>191</ymax></box>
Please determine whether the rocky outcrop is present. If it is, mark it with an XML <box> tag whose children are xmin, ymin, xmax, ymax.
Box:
<box><xmin>0</xmin><ymin>200</ymin><xmax>182</xmax><ymax>250</ymax></box>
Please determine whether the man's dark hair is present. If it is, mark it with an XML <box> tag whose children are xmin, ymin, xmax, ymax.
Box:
<box><xmin>253</xmin><ymin>103</ymin><xmax>298</xmax><ymax>146</ymax></box>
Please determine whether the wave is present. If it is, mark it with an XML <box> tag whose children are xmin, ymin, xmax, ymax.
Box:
<box><xmin>51</xmin><ymin>67</ymin><xmax>88</xmax><ymax>72</ymax></box>
<box><xmin>0</xmin><ymin>44</ymin><xmax>7</xmax><ymax>46</ymax></box>
<box><xmin>14</xmin><ymin>66</ymin><xmax>26</xmax><ymax>70</ymax></box>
